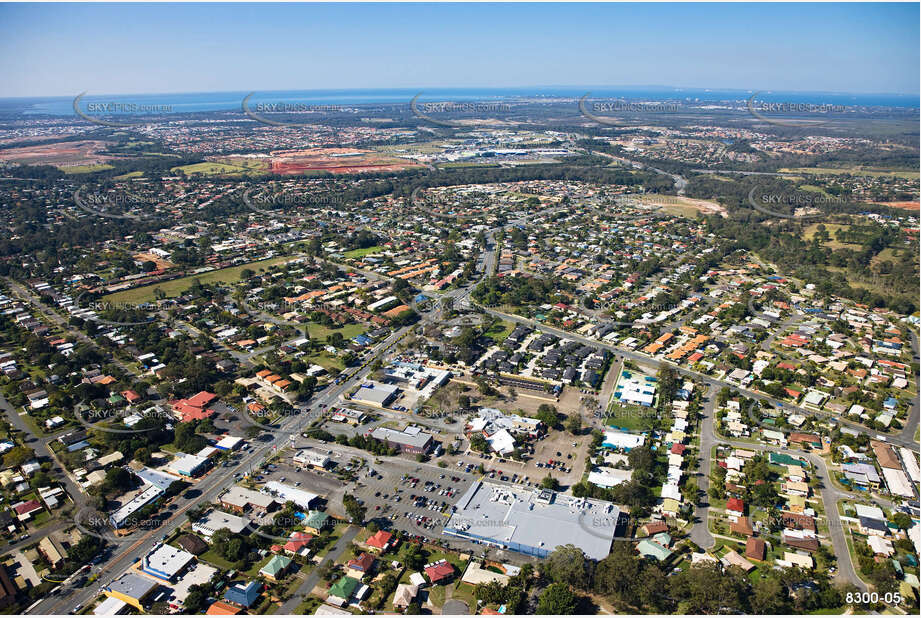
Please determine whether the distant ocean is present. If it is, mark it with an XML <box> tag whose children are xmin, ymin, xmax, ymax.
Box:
<box><xmin>6</xmin><ymin>86</ymin><xmax>919</xmax><ymax>116</ymax></box>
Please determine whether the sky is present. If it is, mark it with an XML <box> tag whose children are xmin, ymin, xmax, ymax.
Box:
<box><xmin>0</xmin><ymin>2</ymin><xmax>918</xmax><ymax>98</ymax></box>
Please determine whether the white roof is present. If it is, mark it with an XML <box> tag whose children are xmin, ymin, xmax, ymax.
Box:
<box><xmin>94</xmin><ymin>596</ymin><xmax>128</xmax><ymax>615</ymax></box>
<box><xmin>881</xmin><ymin>467</ymin><xmax>914</xmax><ymax>498</ymax></box>
<box><xmin>868</xmin><ymin>535</ymin><xmax>894</xmax><ymax>555</ymax></box>
<box><xmin>587</xmin><ymin>467</ymin><xmax>631</xmax><ymax>488</ymax></box>
<box><xmin>216</xmin><ymin>436</ymin><xmax>244</xmax><ymax>450</ymax></box>
<box><xmin>854</xmin><ymin>503</ymin><xmax>886</xmax><ymax>521</ymax></box>
<box><xmin>222</xmin><ymin>485</ymin><xmax>276</xmax><ymax>510</ymax></box>
<box><xmin>142</xmin><ymin>543</ymin><xmax>195</xmax><ymax>579</ymax></box>
<box><xmin>486</xmin><ymin>429</ymin><xmax>516</xmax><ymax>455</ymax></box>
<box><xmin>603</xmin><ymin>429</ymin><xmax>645</xmax><ymax>449</ymax></box>
<box><xmin>264</xmin><ymin>481</ymin><xmax>319</xmax><ymax>509</ymax></box>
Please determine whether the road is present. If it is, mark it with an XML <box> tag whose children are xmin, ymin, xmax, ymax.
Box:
<box><xmin>688</xmin><ymin>384</ymin><xmax>868</xmax><ymax>589</ymax></box>
<box><xmin>30</xmin><ymin>323</ymin><xmax>415</xmax><ymax>615</ymax></box>
<box><xmin>5</xmin><ymin>279</ymin><xmax>139</xmax><ymax>379</ymax></box>
<box><xmin>276</xmin><ymin>525</ymin><xmax>359</xmax><ymax>614</ymax></box>
<box><xmin>689</xmin><ymin>385</ymin><xmax>716</xmax><ymax>550</ymax></box>
<box><xmin>478</xmin><ymin>306</ymin><xmax>919</xmax><ymax>450</ymax></box>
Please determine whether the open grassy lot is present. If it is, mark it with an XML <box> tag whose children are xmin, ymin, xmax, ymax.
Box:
<box><xmin>170</xmin><ymin>161</ymin><xmax>264</xmax><ymax>176</ymax></box>
<box><xmin>343</xmin><ymin>246</ymin><xmax>385</xmax><ymax>259</ymax></box>
<box><xmin>483</xmin><ymin>319</ymin><xmax>514</xmax><ymax>344</ymax></box>
<box><xmin>305</xmin><ymin>322</ymin><xmax>366</xmax><ymax>342</ymax></box>
<box><xmin>112</xmin><ymin>170</ymin><xmax>145</xmax><ymax>180</ymax></box>
<box><xmin>780</xmin><ymin>166</ymin><xmax>920</xmax><ymax>180</ymax></box>
<box><xmin>102</xmin><ymin>256</ymin><xmax>293</xmax><ymax>303</ymax></box>
<box><xmin>306</xmin><ymin>350</ymin><xmax>345</xmax><ymax>372</ymax></box>
<box><xmin>62</xmin><ymin>164</ymin><xmax>115</xmax><ymax>173</ymax></box>
<box><xmin>605</xmin><ymin>402</ymin><xmax>658</xmax><ymax>431</ymax></box>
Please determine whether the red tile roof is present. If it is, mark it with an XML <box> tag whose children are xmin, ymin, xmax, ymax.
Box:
<box><xmin>347</xmin><ymin>552</ymin><xmax>375</xmax><ymax>573</ymax></box>
<box><xmin>424</xmin><ymin>559</ymin><xmax>455</xmax><ymax>583</ymax></box>
<box><xmin>186</xmin><ymin>391</ymin><xmax>217</xmax><ymax>408</ymax></box>
<box><xmin>745</xmin><ymin>537</ymin><xmax>766</xmax><ymax>561</ymax></box>
<box><xmin>13</xmin><ymin>500</ymin><xmax>42</xmax><ymax>516</ymax></box>
<box><xmin>206</xmin><ymin>601</ymin><xmax>242</xmax><ymax>615</ymax></box>
<box><xmin>726</xmin><ymin>498</ymin><xmax>744</xmax><ymax>514</ymax></box>
<box><xmin>366</xmin><ymin>530</ymin><xmax>393</xmax><ymax>550</ymax></box>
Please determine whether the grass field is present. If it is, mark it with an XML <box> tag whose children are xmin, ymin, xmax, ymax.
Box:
<box><xmin>798</xmin><ymin>184</ymin><xmax>833</xmax><ymax>197</ymax></box>
<box><xmin>113</xmin><ymin>170</ymin><xmax>145</xmax><ymax>180</ymax></box>
<box><xmin>484</xmin><ymin>319</ymin><xmax>514</xmax><ymax>344</ymax></box>
<box><xmin>780</xmin><ymin>166</ymin><xmax>920</xmax><ymax>180</ymax></box>
<box><xmin>343</xmin><ymin>245</ymin><xmax>385</xmax><ymax>259</ymax></box>
<box><xmin>62</xmin><ymin>164</ymin><xmax>115</xmax><ymax>173</ymax></box>
<box><xmin>605</xmin><ymin>402</ymin><xmax>658</xmax><ymax>431</ymax></box>
<box><xmin>102</xmin><ymin>256</ymin><xmax>293</xmax><ymax>303</ymax></box>
<box><xmin>305</xmin><ymin>321</ymin><xmax>366</xmax><ymax>342</ymax></box>
<box><xmin>170</xmin><ymin>161</ymin><xmax>264</xmax><ymax>177</ymax></box>
<box><xmin>802</xmin><ymin>223</ymin><xmax>862</xmax><ymax>250</ymax></box>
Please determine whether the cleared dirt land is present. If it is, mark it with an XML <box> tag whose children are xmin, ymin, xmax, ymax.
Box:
<box><xmin>634</xmin><ymin>194</ymin><xmax>728</xmax><ymax>218</ymax></box>
<box><xmin>0</xmin><ymin>139</ymin><xmax>114</xmax><ymax>168</ymax></box>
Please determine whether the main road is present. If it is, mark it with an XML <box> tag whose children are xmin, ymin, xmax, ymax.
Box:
<box><xmin>477</xmin><ymin>306</ymin><xmax>919</xmax><ymax>451</ymax></box>
<box><xmin>31</xmin><ymin>324</ymin><xmax>414</xmax><ymax>615</ymax></box>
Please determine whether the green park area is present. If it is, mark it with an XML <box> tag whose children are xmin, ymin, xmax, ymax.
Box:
<box><xmin>102</xmin><ymin>256</ymin><xmax>293</xmax><ymax>304</ymax></box>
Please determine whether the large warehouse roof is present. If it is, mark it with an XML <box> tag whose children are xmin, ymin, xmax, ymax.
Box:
<box><xmin>444</xmin><ymin>481</ymin><xmax>619</xmax><ymax>560</ymax></box>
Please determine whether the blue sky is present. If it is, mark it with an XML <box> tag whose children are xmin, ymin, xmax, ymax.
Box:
<box><xmin>0</xmin><ymin>2</ymin><xmax>917</xmax><ymax>97</ymax></box>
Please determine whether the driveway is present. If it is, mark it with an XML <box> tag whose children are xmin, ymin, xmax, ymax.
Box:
<box><xmin>277</xmin><ymin>524</ymin><xmax>359</xmax><ymax>614</ymax></box>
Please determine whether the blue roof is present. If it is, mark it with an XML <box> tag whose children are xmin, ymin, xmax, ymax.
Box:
<box><xmin>225</xmin><ymin>581</ymin><xmax>261</xmax><ymax>607</ymax></box>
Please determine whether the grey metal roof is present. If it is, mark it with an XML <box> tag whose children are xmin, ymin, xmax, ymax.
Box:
<box><xmin>444</xmin><ymin>481</ymin><xmax>619</xmax><ymax>560</ymax></box>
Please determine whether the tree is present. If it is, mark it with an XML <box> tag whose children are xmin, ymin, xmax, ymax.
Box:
<box><xmin>891</xmin><ymin>511</ymin><xmax>913</xmax><ymax>532</ymax></box>
<box><xmin>3</xmin><ymin>445</ymin><xmax>34</xmax><ymax>468</ymax></box>
<box><xmin>343</xmin><ymin>494</ymin><xmax>366</xmax><ymax>524</ymax></box>
<box><xmin>399</xmin><ymin>542</ymin><xmax>426</xmax><ymax>570</ymax></box>
<box><xmin>750</xmin><ymin>575</ymin><xmax>790</xmax><ymax>614</ymax></box>
<box><xmin>469</xmin><ymin>434</ymin><xmax>489</xmax><ymax>452</ymax></box>
<box><xmin>537</xmin><ymin>583</ymin><xmax>577</xmax><ymax>614</ymax></box>
<box><xmin>540</xmin><ymin>475</ymin><xmax>560</xmax><ymax>490</ymax></box>
<box><xmin>565</xmin><ymin>414</ymin><xmax>582</xmax><ymax>435</ymax></box>
<box><xmin>545</xmin><ymin>544</ymin><xmax>590</xmax><ymax>589</ymax></box>
<box><xmin>184</xmin><ymin>587</ymin><xmax>209</xmax><ymax>613</ymax></box>
<box><xmin>536</xmin><ymin>404</ymin><xmax>559</xmax><ymax>429</ymax></box>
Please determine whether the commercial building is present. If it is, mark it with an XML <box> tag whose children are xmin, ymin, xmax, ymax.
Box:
<box><xmin>263</xmin><ymin>481</ymin><xmax>320</xmax><ymax>511</ymax></box>
<box><xmin>141</xmin><ymin>543</ymin><xmax>196</xmax><ymax>581</ymax></box>
<box><xmin>215</xmin><ymin>436</ymin><xmax>244</xmax><ymax>451</ymax></box>
<box><xmin>444</xmin><ymin>481</ymin><xmax>620</xmax><ymax>560</ymax></box>
<box><xmin>293</xmin><ymin>448</ymin><xmax>331</xmax><ymax>469</ymax></box>
<box><xmin>221</xmin><ymin>485</ymin><xmax>277</xmax><ymax>514</ymax></box>
<box><xmin>192</xmin><ymin>509</ymin><xmax>253</xmax><ymax>540</ymax></box>
<box><xmin>168</xmin><ymin>453</ymin><xmax>210</xmax><ymax>478</ymax></box>
<box><xmin>369</xmin><ymin>426</ymin><xmax>433</xmax><ymax>454</ymax></box>
<box><xmin>350</xmin><ymin>381</ymin><xmax>400</xmax><ymax>408</ymax></box>
<box><xmin>105</xmin><ymin>572</ymin><xmax>158</xmax><ymax>610</ymax></box>
<box><xmin>110</xmin><ymin>485</ymin><xmax>164</xmax><ymax>528</ymax></box>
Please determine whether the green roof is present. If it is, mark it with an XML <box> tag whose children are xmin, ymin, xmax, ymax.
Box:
<box><xmin>305</xmin><ymin>510</ymin><xmax>330</xmax><ymax>529</ymax></box>
<box><xmin>637</xmin><ymin>539</ymin><xmax>672</xmax><ymax>561</ymax></box>
<box><xmin>769</xmin><ymin>452</ymin><xmax>806</xmax><ymax>467</ymax></box>
<box><xmin>259</xmin><ymin>554</ymin><xmax>292</xmax><ymax>577</ymax></box>
<box><xmin>328</xmin><ymin>576</ymin><xmax>359</xmax><ymax>599</ymax></box>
